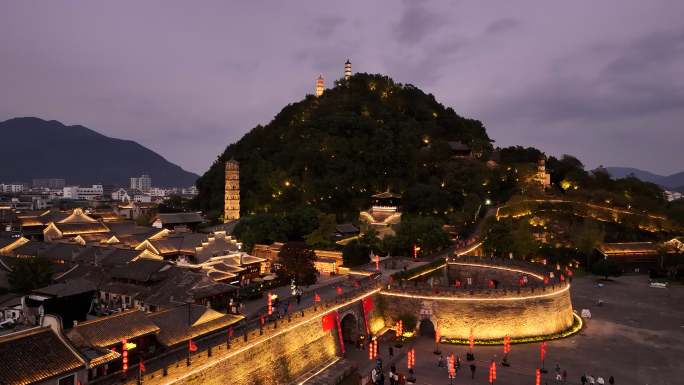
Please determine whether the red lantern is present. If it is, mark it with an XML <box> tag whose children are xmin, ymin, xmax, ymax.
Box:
<box><xmin>489</xmin><ymin>361</ymin><xmax>496</xmax><ymax>383</ymax></box>
<box><xmin>536</xmin><ymin>369</ymin><xmax>541</xmax><ymax>385</ymax></box>
<box><xmin>541</xmin><ymin>341</ymin><xmax>546</xmax><ymax>360</ymax></box>
<box><xmin>469</xmin><ymin>329</ymin><xmax>474</xmax><ymax>349</ymax></box>
<box><xmin>390</xmin><ymin>276</ymin><xmax>393</xmax><ymax>282</ymax></box>
<box><xmin>369</xmin><ymin>341</ymin><xmax>374</xmax><ymax>360</ymax></box>
<box><xmin>268</xmin><ymin>293</ymin><xmax>272</xmax><ymax>316</ymax></box>
<box><xmin>337</xmin><ymin>286</ymin><xmax>342</xmax><ymax>294</ymax></box>
<box><xmin>519</xmin><ymin>278</ymin><xmax>524</xmax><ymax>286</ymax></box>
<box><xmin>489</xmin><ymin>280</ymin><xmax>494</xmax><ymax>287</ymax></box>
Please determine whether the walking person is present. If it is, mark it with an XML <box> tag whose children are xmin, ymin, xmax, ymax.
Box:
<box><xmin>438</xmin><ymin>355</ymin><xmax>443</xmax><ymax>368</ymax></box>
<box><xmin>563</xmin><ymin>370</ymin><xmax>567</xmax><ymax>382</ymax></box>
<box><xmin>389</xmin><ymin>371</ymin><xmax>394</xmax><ymax>385</ymax></box>
<box><xmin>608</xmin><ymin>376</ymin><xmax>614</xmax><ymax>385</ymax></box>
<box><xmin>456</xmin><ymin>356</ymin><xmax>460</xmax><ymax>369</ymax></box>
<box><xmin>555</xmin><ymin>365</ymin><xmax>562</xmax><ymax>380</ymax></box>
<box><xmin>597</xmin><ymin>376</ymin><xmax>604</xmax><ymax>385</ymax></box>
<box><xmin>389</xmin><ymin>346</ymin><xmax>393</xmax><ymax>358</ymax></box>
<box><xmin>470</xmin><ymin>363</ymin><xmax>476</xmax><ymax>379</ymax></box>
<box><xmin>581</xmin><ymin>374</ymin><xmax>587</xmax><ymax>385</ymax></box>
<box><xmin>588</xmin><ymin>374</ymin><xmax>595</xmax><ymax>384</ymax></box>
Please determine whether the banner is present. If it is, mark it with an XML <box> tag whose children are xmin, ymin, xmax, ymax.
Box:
<box><xmin>334</xmin><ymin>310</ymin><xmax>345</xmax><ymax>353</ymax></box>
<box><xmin>362</xmin><ymin>296</ymin><xmax>373</xmax><ymax>312</ymax></box>
<box><xmin>322</xmin><ymin>313</ymin><xmax>335</xmax><ymax>332</ymax></box>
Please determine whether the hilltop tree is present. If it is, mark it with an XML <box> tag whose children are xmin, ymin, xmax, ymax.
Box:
<box><xmin>195</xmin><ymin>73</ymin><xmax>494</xmax><ymax>220</ymax></box>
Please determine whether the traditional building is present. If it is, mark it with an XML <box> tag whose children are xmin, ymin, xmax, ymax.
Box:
<box><xmin>345</xmin><ymin>60</ymin><xmax>352</xmax><ymax>80</ymax></box>
<box><xmin>360</xmin><ymin>191</ymin><xmax>403</xmax><ymax>228</ymax></box>
<box><xmin>596</xmin><ymin>242</ymin><xmax>659</xmax><ymax>274</ymax></box>
<box><xmin>150</xmin><ymin>212</ymin><xmax>206</xmax><ymax>231</ymax></box>
<box><xmin>0</xmin><ymin>320</ymin><xmax>88</xmax><ymax>385</ymax></box>
<box><xmin>224</xmin><ymin>158</ymin><xmax>240</xmax><ymax>223</ymax></box>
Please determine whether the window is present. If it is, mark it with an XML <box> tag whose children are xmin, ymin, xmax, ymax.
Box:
<box><xmin>58</xmin><ymin>374</ymin><xmax>75</xmax><ymax>385</ymax></box>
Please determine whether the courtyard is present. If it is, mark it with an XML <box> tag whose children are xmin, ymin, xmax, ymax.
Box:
<box><xmin>343</xmin><ymin>274</ymin><xmax>684</xmax><ymax>385</ymax></box>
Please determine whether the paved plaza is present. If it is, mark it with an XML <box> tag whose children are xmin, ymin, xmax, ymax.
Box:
<box><xmin>344</xmin><ymin>274</ymin><xmax>684</xmax><ymax>385</ymax></box>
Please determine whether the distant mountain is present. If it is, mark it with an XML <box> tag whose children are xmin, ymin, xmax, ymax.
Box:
<box><xmin>0</xmin><ymin>117</ymin><xmax>198</xmax><ymax>188</ymax></box>
<box><xmin>606</xmin><ymin>167</ymin><xmax>684</xmax><ymax>189</ymax></box>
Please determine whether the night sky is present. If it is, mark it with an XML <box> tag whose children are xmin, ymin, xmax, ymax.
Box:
<box><xmin>1</xmin><ymin>1</ymin><xmax>683</xmax><ymax>176</ymax></box>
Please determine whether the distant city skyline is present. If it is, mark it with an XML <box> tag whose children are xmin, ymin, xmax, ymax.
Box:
<box><xmin>1</xmin><ymin>1</ymin><xmax>683</xmax><ymax>175</ymax></box>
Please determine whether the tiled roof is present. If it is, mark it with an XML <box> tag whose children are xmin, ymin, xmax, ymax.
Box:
<box><xmin>18</xmin><ymin>217</ymin><xmax>47</xmax><ymax>227</ymax></box>
<box><xmin>448</xmin><ymin>141</ymin><xmax>471</xmax><ymax>151</ymax></box>
<box><xmin>153</xmin><ymin>213</ymin><xmax>205</xmax><ymax>225</ymax></box>
<box><xmin>58</xmin><ymin>208</ymin><xmax>98</xmax><ymax>224</ymax></box>
<box><xmin>596</xmin><ymin>242</ymin><xmax>657</xmax><ymax>254</ymax></box>
<box><xmin>140</xmin><ymin>268</ymin><xmax>237</xmax><ymax>307</ymax></box>
<box><xmin>336</xmin><ymin>223</ymin><xmax>359</xmax><ymax>234</ymax></box>
<box><xmin>12</xmin><ymin>241</ymin><xmax>58</xmax><ymax>256</ymax></box>
<box><xmin>34</xmin><ymin>277</ymin><xmax>97</xmax><ymax>297</ymax></box>
<box><xmin>52</xmin><ymin>221</ymin><xmax>110</xmax><ymax>235</ymax></box>
<box><xmin>78</xmin><ymin>346</ymin><xmax>120</xmax><ymax>367</ymax></box>
<box><xmin>109</xmin><ymin>259</ymin><xmax>171</xmax><ymax>281</ymax></box>
<box><xmin>68</xmin><ymin>308</ymin><xmax>160</xmax><ymax>348</ymax></box>
<box><xmin>148</xmin><ymin>304</ymin><xmax>242</xmax><ymax>347</ymax></box>
<box><xmin>0</xmin><ymin>327</ymin><xmax>85</xmax><ymax>385</ymax></box>
<box><xmin>372</xmin><ymin>191</ymin><xmax>402</xmax><ymax>199</ymax></box>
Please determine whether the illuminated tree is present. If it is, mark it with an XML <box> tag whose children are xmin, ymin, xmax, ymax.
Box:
<box><xmin>279</xmin><ymin>242</ymin><xmax>318</xmax><ymax>286</ymax></box>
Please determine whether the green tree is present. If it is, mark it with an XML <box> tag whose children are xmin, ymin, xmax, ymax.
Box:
<box><xmin>286</xmin><ymin>205</ymin><xmax>322</xmax><ymax>241</ymax></box>
<box><xmin>279</xmin><ymin>242</ymin><xmax>318</xmax><ymax>286</ymax></box>
<box><xmin>591</xmin><ymin>258</ymin><xmax>623</xmax><ymax>280</ymax></box>
<box><xmin>304</xmin><ymin>213</ymin><xmax>336</xmax><ymax>250</ymax></box>
<box><xmin>570</xmin><ymin>219</ymin><xmax>605</xmax><ymax>268</ymax></box>
<box><xmin>481</xmin><ymin>217</ymin><xmax>515</xmax><ymax>257</ymax></box>
<box><xmin>342</xmin><ymin>239</ymin><xmax>370</xmax><ymax>267</ymax></box>
<box><xmin>395</xmin><ymin>215</ymin><xmax>450</xmax><ymax>256</ymax></box>
<box><xmin>9</xmin><ymin>256</ymin><xmax>53</xmax><ymax>292</ymax></box>
<box><xmin>233</xmin><ymin>214</ymin><xmax>291</xmax><ymax>254</ymax></box>
<box><xmin>135</xmin><ymin>209</ymin><xmax>158</xmax><ymax>227</ymax></box>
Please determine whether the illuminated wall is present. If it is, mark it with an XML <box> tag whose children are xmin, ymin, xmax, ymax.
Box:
<box><xmin>137</xmin><ymin>284</ymin><xmax>380</xmax><ymax>385</ymax></box>
<box><xmin>381</xmin><ymin>261</ymin><xmax>574</xmax><ymax>340</ymax></box>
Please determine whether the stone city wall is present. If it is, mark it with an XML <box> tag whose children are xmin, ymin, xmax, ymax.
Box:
<box><xmin>382</xmin><ymin>259</ymin><xmax>573</xmax><ymax>340</ymax></box>
<box><xmin>129</xmin><ymin>282</ymin><xmax>382</xmax><ymax>385</ymax></box>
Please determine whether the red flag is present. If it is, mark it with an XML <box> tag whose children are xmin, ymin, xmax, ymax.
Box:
<box><xmin>189</xmin><ymin>339</ymin><xmax>197</xmax><ymax>352</ymax></box>
<box><xmin>519</xmin><ymin>278</ymin><xmax>524</xmax><ymax>286</ymax></box>
<box><xmin>229</xmin><ymin>326</ymin><xmax>233</xmax><ymax>338</ymax></box>
<box><xmin>560</xmin><ymin>274</ymin><xmax>565</xmax><ymax>281</ymax></box>
<box><xmin>140</xmin><ymin>357</ymin><xmax>146</xmax><ymax>372</ymax></box>
<box><xmin>315</xmin><ymin>293</ymin><xmax>321</xmax><ymax>302</ymax></box>
<box><xmin>362</xmin><ymin>296</ymin><xmax>373</xmax><ymax>312</ymax></box>
<box><xmin>544</xmin><ymin>277</ymin><xmax>549</xmax><ymax>284</ymax></box>
<box><xmin>337</xmin><ymin>286</ymin><xmax>342</xmax><ymax>294</ymax></box>
<box><xmin>455</xmin><ymin>280</ymin><xmax>460</xmax><ymax>286</ymax></box>
<box><xmin>389</xmin><ymin>276</ymin><xmax>393</xmax><ymax>282</ymax></box>
<box><xmin>321</xmin><ymin>313</ymin><xmax>335</xmax><ymax>332</ymax></box>
<box><xmin>568</xmin><ymin>270</ymin><xmax>573</xmax><ymax>276</ymax></box>
<box><xmin>369</xmin><ymin>275</ymin><xmax>372</xmax><ymax>282</ymax></box>
<box><xmin>489</xmin><ymin>280</ymin><xmax>494</xmax><ymax>287</ymax></box>
<box><xmin>261</xmin><ymin>313</ymin><xmax>265</xmax><ymax>324</ymax></box>
<box><xmin>435</xmin><ymin>287</ymin><xmax>439</xmax><ymax>294</ymax></box>
<box><xmin>354</xmin><ymin>281</ymin><xmax>359</xmax><ymax>287</ymax></box>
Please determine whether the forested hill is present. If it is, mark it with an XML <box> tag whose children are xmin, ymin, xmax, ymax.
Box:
<box><xmin>195</xmin><ymin>73</ymin><xmax>494</xmax><ymax>220</ymax></box>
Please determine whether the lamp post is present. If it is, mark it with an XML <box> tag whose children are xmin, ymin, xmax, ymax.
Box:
<box><xmin>501</xmin><ymin>335</ymin><xmax>510</xmax><ymax>366</ymax></box>
<box><xmin>540</xmin><ymin>341</ymin><xmax>547</xmax><ymax>373</ymax></box>
<box><xmin>407</xmin><ymin>348</ymin><xmax>416</xmax><ymax>382</ymax></box>
<box><xmin>434</xmin><ymin>325</ymin><xmax>441</xmax><ymax>354</ymax></box>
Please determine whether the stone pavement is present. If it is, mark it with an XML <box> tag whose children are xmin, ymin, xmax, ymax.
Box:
<box><xmin>337</xmin><ymin>274</ymin><xmax>684</xmax><ymax>385</ymax></box>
